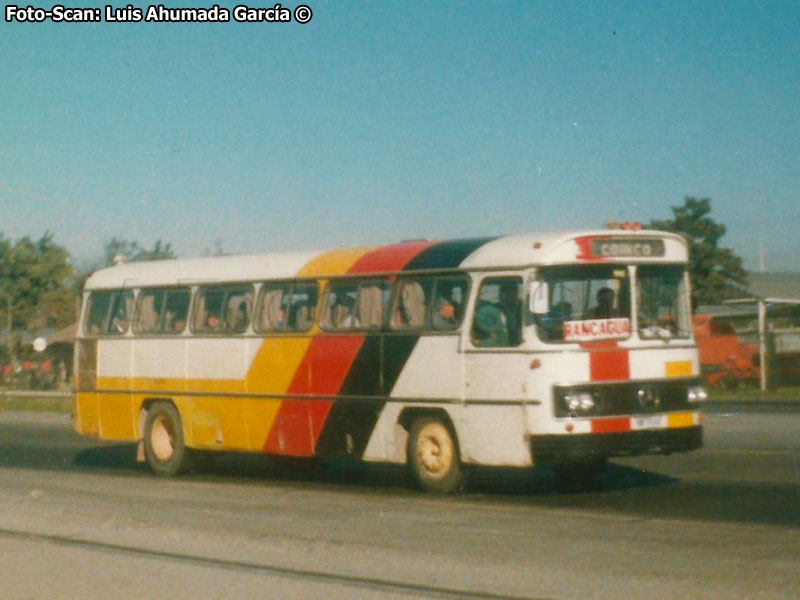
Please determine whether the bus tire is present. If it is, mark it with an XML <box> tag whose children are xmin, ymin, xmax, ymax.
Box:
<box><xmin>143</xmin><ymin>402</ymin><xmax>192</xmax><ymax>476</ymax></box>
<box><xmin>407</xmin><ymin>417</ymin><xmax>465</xmax><ymax>494</ymax></box>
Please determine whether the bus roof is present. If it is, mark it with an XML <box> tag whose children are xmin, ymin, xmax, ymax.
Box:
<box><xmin>84</xmin><ymin>229</ymin><xmax>688</xmax><ymax>290</ymax></box>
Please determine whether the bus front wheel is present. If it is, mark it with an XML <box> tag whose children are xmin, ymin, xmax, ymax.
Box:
<box><xmin>407</xmin><ymin>418</ymin><xmax>465</xmax><ymax>494</ymax></box>
<box><xmin>143</xmin><ymin>402</ymin><xmax>191</xmax><ymax>476</ymax></box>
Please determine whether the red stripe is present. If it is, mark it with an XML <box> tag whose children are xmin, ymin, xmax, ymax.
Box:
<box><xmin>574</xmin><ymin>235</ymin><xmax>609</xmax><ymax>261</ymax></box>
<box><xmin>263</xmin><ymin>242</ymin><xmax>436</xmax><ymax>456</ymax></box>
<box><xmin>591</xmin><ymin>417</ymin><xmax>631</xmax><ymax>433</ymax></box>
<box><xmin>581</xmin><ymin>341</ymin><xmax>630</xmax><ymax>382</ymax></box>
<box><xmin>589</xmin><ymin>349</ymin><xmax>630</xmax><ymax>381</ymax></box>
<box><xmin>346</xmin><ymin>240</ymin><xmax>437</xmax><ymax>274</ymax></box>
<box><xmin>264</xmin><ymin>336</ymin><xmax>364</xmax><ymax>456</ymax></box>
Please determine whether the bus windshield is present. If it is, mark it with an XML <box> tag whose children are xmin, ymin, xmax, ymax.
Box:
<box><xmin>637</xmin><ymin>264</ymin><xmax>691</xmax><ymax>339</ymax></box>
<box><xmin>535</xmin><ymin>265</ymin><xmax>631</xmax><ymax>343</ymax></box>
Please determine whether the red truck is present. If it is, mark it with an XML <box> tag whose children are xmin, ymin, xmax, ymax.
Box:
<box><xmin>692</xmin><ymin>314</ymin><xmax>760</xmax><ymax>387</ymax></box>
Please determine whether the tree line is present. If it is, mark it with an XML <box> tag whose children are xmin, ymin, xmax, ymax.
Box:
<box><xmin>0</xmin><ymin>236</ymin><xmax>176</xmax><ymax>366</ymax></box>
<box><xmin>0</xmin><ymin>197</ymin><xmax>746</xmax><ymax>366</ymax></box>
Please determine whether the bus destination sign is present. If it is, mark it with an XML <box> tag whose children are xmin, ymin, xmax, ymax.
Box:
<box><xmin>591</xmin><ymin>238</ymin><xmax>665</xmax><ymax>258</ymax></box>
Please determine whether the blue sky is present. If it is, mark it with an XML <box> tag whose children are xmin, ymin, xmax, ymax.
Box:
<box><xmin>2</xmin><ymin>1</ymin><xmax>799</xmax><ymax>270</ymax></box>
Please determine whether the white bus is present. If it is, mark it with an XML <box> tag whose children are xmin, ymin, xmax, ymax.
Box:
<box><xmin>74</xmin><ymin>227</ymin><xmax>705</xmax><ymax>493</ymax></box>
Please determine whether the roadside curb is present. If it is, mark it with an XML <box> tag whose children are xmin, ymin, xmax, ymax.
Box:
<box><xmin>704</xmin><ymin>399</ymin><xmax>800</xmax><ymax>412</ymax></box>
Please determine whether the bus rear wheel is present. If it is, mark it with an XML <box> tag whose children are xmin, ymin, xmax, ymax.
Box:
<box><xmin>407</xmin><ymin>418</ymin><xmax>465</xmax><ymax>494</ymax></box>
<box><xmin>143</xmin><ymin>402</ymin><xmax>192</xmax><ymax>476</ymax></box>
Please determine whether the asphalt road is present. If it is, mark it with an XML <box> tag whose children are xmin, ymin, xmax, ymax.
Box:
<box><xmin>0</xmin><ymin>406</ymin><xmax>797</xmax><ymax>599</ymax></box>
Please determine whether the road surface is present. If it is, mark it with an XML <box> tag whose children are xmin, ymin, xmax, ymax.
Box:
<box><xmin>0</xmin><ymin>405</ymin><xmax>797</xmax><ymax>599</ymax></box>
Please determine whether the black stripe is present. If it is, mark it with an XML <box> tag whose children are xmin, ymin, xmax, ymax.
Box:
<box><xmin>403</xmin><ymin>237</ymin><xmax>497</xmax><ymax>271</ymax></box>
<box><xmin>315</xmin><ymin>336</ymin><xmax>385</xmax><ymax>458</ymax></box>
<box><xmin>314</xmin><ymin>238</ymin><xmax>497</xmax><ymax>458</ymax></box>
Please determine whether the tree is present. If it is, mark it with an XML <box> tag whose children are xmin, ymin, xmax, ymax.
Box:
<box><xmin>648</xmin><ymin>197</ymin><xmax>746</xmax><ymax>306</ymax></box>
<box><xmin>0</xmin><ymin>233</ymin><xmax>74</xmax><ymax>364</ymax></box>
<box><xmin>102</xmin><ymin>237</ymin><xmax>176</xmax><ymax>266</ymax></box>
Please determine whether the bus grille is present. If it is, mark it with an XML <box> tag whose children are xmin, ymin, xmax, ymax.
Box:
<box><xmin>553</xmin><ymin>379</ymin><xmax>699</xmax><ymax>418</ymax></box>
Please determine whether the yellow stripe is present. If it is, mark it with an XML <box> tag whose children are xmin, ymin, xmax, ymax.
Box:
<box><xmin>81</xmin><ymin>247</ymin><xmax>378</xmax><ymax>452</ymax></box>
<box><xmin>665</xmin><ymin>360</ymin><xmax>692</xmax><ymax>377</ymax></box>
<box><xmin>244</xmin><ymin>246</ymin><xmax>374</xmax><ymax>448</ymax></box>
<box><xmin>74</xmin><ymin>392</ymin><xmax>99</xmax><ymax>436</ymax></box>
<box><xmin>667</xmin><ymin>412</ymin><xmax>696</xmax><ymax>428</ymax></box>
<box><xmin>297</xmin><ymin>246</ymin><xmax>376</xmax><ymax>277</ymax></box>
<box><xmin>244</xmin><ymin>337</ymin><xmax>311</xmax><ymax>449</ymax></box>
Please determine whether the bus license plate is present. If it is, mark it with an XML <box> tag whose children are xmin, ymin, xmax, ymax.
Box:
<box><xmin>633</xmin><ymin>415</ymin><xmax>665</xmax><ymax>430</ymax></box>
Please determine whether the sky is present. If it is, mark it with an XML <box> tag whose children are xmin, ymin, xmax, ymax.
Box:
<box><xmin>1</xmin><ymin>0</ymin><xmax>799</xmax><ymax>271</ymax></box>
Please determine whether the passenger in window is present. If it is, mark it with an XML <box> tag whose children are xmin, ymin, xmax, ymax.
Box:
<box><xmin>590</xmin><ymin>287</ymin><xmax>617</xmax><ymax>319</ymax></box>
<box><xmin>331</xmin><ymin>294</ymin><xmax>355</xmax><ymax>328</ymax></box>
<box><xmin>473</xmin><ymin>301</ymin><xmax>508</xmax><ymax>346</ymax></box>
<box><xmin>205</xmin><ymin>311</ymin><xmax>221</xmax><ymax>332</ymax></box>
<box><xmin>432</xmin><ymin>285</ymin><xmax>460</xmax><ymax>331</ymax></box>
<box><xmin>473</xmin><ymin>280</ymin><xmax>521</xmax><ymax>346</ymax></box>
<box><xmin>294</xmin><ymin>300</ymin><xmax>313</xmax><ymax>330</ymax></box>
<box><xmin>230</xmin><ymin>300</ymin><xmax>250</xmax><ymax>331</ymax></box>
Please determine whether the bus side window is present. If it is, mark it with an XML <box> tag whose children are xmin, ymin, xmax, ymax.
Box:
<box><xmin>84</xmin><ymin>292</ymin><xmax>111</xmax><ymax>335</ymax></box>
<box><xmin>133</xmin><ymin>289</ymin><xmax>164</xmax><ymax>334</ymax></box>
<box><xmin>193</xmin><ymin>287</ymin><xmax>224</xmax><ymax>333</ymax></box>
<box><xmin>356</xmin><ymin>280</ymin><xmax>390</xmax><ymax>329</ymax></box>
<box><xmin>321</xmin><ymin>279</ymin><xmax>388</xmax><ymax>331</ymax></box>
<box><xmin>224</xmin><ymin>291</ymin><xmax>253</xmax><ymax>333</ymax></box>
<box><xmin>164</xmin><ymin>288</ymin><xmax>190</xmax><ymax>333</ymax></box>
<box><xmin>431</xmin><ymin>276</ymin><xmax>469</xmax><ymax>331</ymax></box>
<box><xmin>289</xmin><ymin>281</ymin><xmax>319</xmax><ymax>332</ymax></box>
<box><xmin>255</xmin><ymin>283</ymin><xmax>290</xmax><ymax>332</ymax></box>
<box><xmin>192</xmin><ymin>284</ymin><xmax>253</xmax><ymax>334</ymax></box>
<box><xmin>321</xmin><ymin>281</ymin><xmax>359</xmax><ymax>330</ymax></box>
<box><xmin>108</xmin><ymin>290</ymin><xmax>134</xmax><ymax>335</ymax></box>
<box><xmin>391</xmin><ymin>279</ymin><xmax>430</xmax><ymax>329</ymax></box>
<box><xmin>84</xmin><ymin>290</ymin><xmax>134</xmax><ymax>336</ymax></box>
<box><xmin>254</xmin><ymin>281</ymin><xmax>319</xmax><ymax>333</ymax></box>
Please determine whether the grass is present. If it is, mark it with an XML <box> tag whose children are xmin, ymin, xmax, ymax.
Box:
<box><xmin>707</xmin><ymin>384</ymin><xmax>800</xmax><ymax>401</ymax></box>
<box><xmin>0</xmin><ymin>392</ymin><xmax>73</xmax><ymax>413</ymax></box>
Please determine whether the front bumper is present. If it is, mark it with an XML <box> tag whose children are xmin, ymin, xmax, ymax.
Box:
<box><xmin>531</xmin><ymin>424</ymin><xmax>702</xmax><ymax>465</ymax></box>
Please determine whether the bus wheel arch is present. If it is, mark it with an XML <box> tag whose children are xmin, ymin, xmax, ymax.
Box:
<box><xmin>400</xmin><ymin>408</ymin><xmax>466</xmax><ymax>494</ymax></box>
<box><xmin>142</xmin><ymin>400</ymin><xmax>192</xmax><ymax>476</ymax></box>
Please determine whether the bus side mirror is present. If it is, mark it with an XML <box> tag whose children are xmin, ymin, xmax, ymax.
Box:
<box><xmin>529</xmin><ymin>282</ymin><xmax>549</xmax><ymax>315</ymax></box>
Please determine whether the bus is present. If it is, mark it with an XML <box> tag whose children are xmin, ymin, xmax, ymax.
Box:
<box><xmin>73</xmin><ymin>227</ymin><xmax>705</xmax><ymax>493</ymax></box>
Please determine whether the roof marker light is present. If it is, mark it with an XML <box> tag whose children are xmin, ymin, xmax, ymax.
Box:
<box><xmin>604</xmin><ymin>221</ymin><xmax>642</xmax><ymax>231</ymax></box>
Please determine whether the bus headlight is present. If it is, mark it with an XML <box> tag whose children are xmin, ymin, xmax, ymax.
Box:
<box><xmin>564</xmin><ymin>391</ymin><xmax>595</xmax><ymax>415</ymax></box>
<box><xmin>687</xmin><ymin>385</ymin><xmax>708</xmax><ymax>404</ymax></box>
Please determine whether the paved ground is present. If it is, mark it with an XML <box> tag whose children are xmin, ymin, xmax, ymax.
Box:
<box><xmin>0</xmin><ymin>406</ymin><xmax>797</xmax><ymax>599</ymax></box>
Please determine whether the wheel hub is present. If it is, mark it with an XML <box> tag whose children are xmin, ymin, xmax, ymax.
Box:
<box><xmin>418</xmin><ymin>427</ymin><xmax>452</xmax><ymax>478</ymax></box>
<box><xmin>150</xmin><ymin>415</ymin><xmax>175</xmax><ymax>462</ymax></box>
